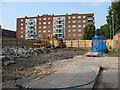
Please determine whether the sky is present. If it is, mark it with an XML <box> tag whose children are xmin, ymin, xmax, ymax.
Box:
<box><xmin>1</xmin><ymin>2</ymin><xmax>111</xmax><ymax>31</ymax></box>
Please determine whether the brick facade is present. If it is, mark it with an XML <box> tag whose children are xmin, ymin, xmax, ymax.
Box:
<box><xmin>17</xmin><ymin>13</ymin><xmax>94</xmax><ymax>40</ymax></box>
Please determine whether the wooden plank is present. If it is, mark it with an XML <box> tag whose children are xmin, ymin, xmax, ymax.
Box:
<box><xmin>86</xmin><ymin>52</ymin><xmax>99</xmax><ymax>57</ymax></box>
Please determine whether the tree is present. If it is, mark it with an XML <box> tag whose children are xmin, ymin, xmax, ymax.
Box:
<box><xmin>106</xmin><ymin>1</ymin><xmax>120</xmax><ymax>34</ymax></box>
<box><xmin>96</xmin><ymin>24</ymin><xmax>110</xmax><ymax>39</ymax></box>
<box><xmin>96</xmin><ymin>1</ymin><xmax>120</xmax><ymax>39</ymax></box>
<box><xmin>83</xmin><ymin>23</ymin><xmax>95</xmax><ymax>40</ymax></box>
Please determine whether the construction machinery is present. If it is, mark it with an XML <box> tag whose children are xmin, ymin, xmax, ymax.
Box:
<box><xmin>33</xmin><ymin>34</ymin><xmax>66</xmax><ymax>48</ymax></box>
<box><xmin>33</xmin><ymin>36</ymin><xmax>50</xmax><ymax>48</ymax></box>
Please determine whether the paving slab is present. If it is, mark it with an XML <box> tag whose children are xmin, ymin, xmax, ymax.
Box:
<box><xmin>25</xmin><ymin>56</ymin><xmax>100</xmax><ymax>89</ymax></box>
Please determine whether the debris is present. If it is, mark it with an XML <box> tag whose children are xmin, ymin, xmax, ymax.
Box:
<box><xmin>3</xmin><ymin>60</ymin><xmax>10</xmax><ymax>66</ymax></box>
<box><xmin>33</xmin><ymin>69</ymin><xmax>43</xmax><ymax>76</ymax></box>
<box><xmin>1</xmin><ymin>46</ymin><xmax>52</xmax><ymax>66</ymax></box>
<box><xmin>18</xmin><ymin>68</ymin><xmax>24</xmax><ymax>71</ymax></box>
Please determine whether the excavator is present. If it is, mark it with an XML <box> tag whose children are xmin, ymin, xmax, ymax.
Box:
<box><xmin>33</xmin><ymin>34</ymin><xmax>66</xmax><ymax>48</ymax></box>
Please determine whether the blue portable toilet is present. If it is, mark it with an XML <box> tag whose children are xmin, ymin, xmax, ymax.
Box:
<box><xmin>92</xmin><ymin>36</ymin><xmax>106</xmax><ymax>56</ymax></box>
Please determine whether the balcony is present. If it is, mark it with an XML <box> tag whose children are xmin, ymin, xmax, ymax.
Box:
<box><xmin>53</xmin><ymin>26</ymin><xmax>64</xmax><ymax>29</ymax></box>
<box><xmin>54</xmin><ymin>23</ymin><xmax>64</xmax><ymax>25</ymax></box>
<box><xmin>26</xmin><ymin>26</ymin><xmax>36</xmax><ymax>30</ymax></box>
<box><xmin>87</xmin><ymin>16</ymin><xmax>93</xmax><ymax>20</ymax></box>
<box><xmin>88</xmin><ymin>20</ymin><xmax>93</xmax><ymax>23</ymax></box>
<box><xmin>28</xmin><ymin>19</ymin><xmax>35</xmax><ymax>22</ymax></box>
<box><xmin>53</xmin><ymin>31</ymin><xmax>64</xmax><ymax>34</ymax></box>
<box><xmin>55</xmin><ymin>27</ymin><xmax>64</xmax><ymax>30</ymax></box>
<box><xmin>53</xmin><ymin>18</ymin><xmax>64</xmax><ymax>21</ymax></box>
<box><xmin>27</xmin><ymin>23</ymin><xmax>35</xmax><ymax>26</ymax></box>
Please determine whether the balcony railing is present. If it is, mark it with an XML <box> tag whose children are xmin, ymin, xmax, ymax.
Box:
<box><xmin>53</xmin><ymin>31</ymin><xmax>64</xmax><ymax>34</ymax></box>
<box><xmin>87</xmin><ymin>17</ymin><xmax>93</xmax><ymax>20</ymax></box>
<box><xmin>53</xmin><ymin>18</ymin><xmax>64</xmax><ymax>21</ymax></box>
<box><xmin>54</xmin><ymin>23</ymin><xmax>64</xmax><ymax>25</ymax></box>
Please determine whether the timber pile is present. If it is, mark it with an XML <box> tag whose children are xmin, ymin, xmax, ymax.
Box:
<box><xmin>86</xmin><ymin>52</ymin><xmax>99</xmax><ymax>57</ymax></box>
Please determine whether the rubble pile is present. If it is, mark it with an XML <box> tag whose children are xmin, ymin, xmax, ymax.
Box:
<box><xmin>1</xmin><ymin>47</ymin><xmax>55</xmax><ymax>66</ymax></box>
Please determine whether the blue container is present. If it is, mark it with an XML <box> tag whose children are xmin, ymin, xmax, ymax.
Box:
<box><xmin>92</xmin><ymin>36</ymin><xmax>106</xmax><ymax>56</ymax></box>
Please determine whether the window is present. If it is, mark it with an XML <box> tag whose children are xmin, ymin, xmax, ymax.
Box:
<box><xmin>48</xmin><ymin>30</ymin><xmax>50</xmax><ymax>33</ymax></box>
<box><xmin>39</xmin><ymin>22</ymin><xmax>41</xmax><ymax>25</ymax></box>
<box><xmin>68</xmin><ymin>25</ymin><xmax>71</xmax><ymax>28</ymax></box>
<box><xmin>21</xmin><ymin>23</ymin><xmax>23</xmax><ymax>26</ymax></box>
<box><xmin>83</xmin><ymin>16</ymin><xmax>86</xmax><ymax>18</ymax></box>
<box><xmin>39</xmin><ymin>35</ymin><xmax>41</xmax><ymax>37</ymax></box>
<box><xmin>73</xmin><ymin>34</ymin><xmax>76</xmax><ymax>36</ymax></box>
<box><xmin>39</xmin><ymin>18</ymin><xmax>41</xmax><ymax>20</ymax></box>
<box><xmin>21</xmin><ymin>31</ymin><xmax>23</xmax><ymax>33</ymax></box>
<box><xmin>83</xmin><ymin>20</ymin><xmax>86</xmax><ymax>23</ymax></box>
<box><xmin>78</xmin><ymin>25</ymin><xmax>81</xmax><ymax>27</ymax></box>
<box><xmin>72</xmin><ymin>20</ymin><xmax>76</xmax><ymax>23</ymax></box>
<box><xmin>78</xmin><ymin>16</ymin><xmax>81</xmax><ymax>18</ymax></box>
<box><xmin>21</xmin><ymin>27</ymin><xmax>23</xmax><ymax>29</ymax></box>
<box><xmin>43</xmin><ymin>35</ymin><xmax>46</xmax><ymax>37</ymax></box>
<box><xmin>68</xmin><ymin>16</ymin><xmax>71</xmax><ymax>19</ymax></box>
<box><xmin>48</xmin><ymin>22</ymin><xmax>50</xmax><ymax>24</ymax></box>
<box><xmin>78</xmin><ymin>29</ymin><xmax>81</xmax><ymax>32</ymax></box>
<box><xmin>39</xmin><ymin>26</ymin><xmax>41</xmax><ymax>29</ymax></box>
<box><xmin>48</xmin><ymin>17</ymin><xmax>50</xmax><ymax>20</ymax></box>
<box><xmin>78</xmin><ymin>34</ymin><xmax>81</xmax><ymax>36</ymax></box>
<box><xmin>43</xmin><ymin>22</ymin><xmax>46</xmax><ymax>24</ymax></box>
<box><xmin>39</xmin><ymin>31</ymin><xmax>41</xmax><ymax>33</ymax></box>
<box><xmin>83</xmin><ymin>25</ymin><xmax>86</xmax><ymax>27</ymax></box>
<box><xmin>72</xmin><ymin>16</ymin><xmax>76</xmax><ymax>19</ymax></box>
<box><xmin>73</xmin><ymin>29</ymin><xmax>76</xmax><ymax>32</ymax></box>
<box><xmin>21</xmin><ymin>19</ymin><xmax>23</xmax><ymax>22</ymax></box>
<box><xmin>48</xmin><ymin>34</ymin><xmax>51</xmax><ymax>36</ymax></box>
<box><xmin>68</xmin><ymin>34</ymin><xmax>70</xmax><ymax>36</ymax></box>
<box><xmin>73</xmin><ymin>38</ymin><xmax>76</xmax><ymax>40</ymax></box>
<box><xmin>68</xmin><ymin>21</ymin><xmax>71</xmax><ymax>23</ymax></box>
<box><xmin>72</xmin><ymin>25</ymin><xmax>76</xmax><ymax>27</ymax></box>
<box><xmin>43</xmin><ymin>30</ymin><xmax>46</xmax><ymax>33</ymax></box>
<box><xmin>78</xmin><ymin>20</ymin><xmax>81</xmax><ymax>23</ymax></box>
<box><xmin>68</xmin><ymin>30</ymin><xmax>71</xmax><ymax>32</ymax></box>
<box><xmin>48</xmin><ymin>25</ymin><xmax>50</xmax><ymax>29</ymax></box>
<box><xmin>43</xmin><ymin>26</ymin><xmax>46</xmax><ymax>29</ymax></box>
<box><xmin>43</xmin><ymin>18</ymin><xmax>46</xmax><ymax>20</ymax></box>
<box><xmin>21</xmin><ymin>35</ymin><xmax>23</xmax><ymax>38</ymax></box>
<box><xmin>68</xmin><ymin>39</ymin><xmax>71</xmax><ymax>40</ymax></box>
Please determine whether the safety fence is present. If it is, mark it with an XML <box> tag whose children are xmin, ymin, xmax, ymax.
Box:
<box><xmin>64</xmin><ymin>40</ymin><xmax>92</xmax><ymax>47</ymax></box>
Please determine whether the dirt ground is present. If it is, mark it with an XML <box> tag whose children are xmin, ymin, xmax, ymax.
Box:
<box><xmin>2</xmin><ymin>47</ymin><xmax>90</xmax><ymax>83</ymax></box>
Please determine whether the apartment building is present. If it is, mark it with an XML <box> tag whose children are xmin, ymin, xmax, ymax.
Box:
<box><xmin>0</xmin><ymin>26</ymin><xmax>16</xmax><ymax>39</ymax></box>
<box><xmin>17</xmin><ymin>13</ymin><xmax>94</xmax><ymax>40</ymax></box>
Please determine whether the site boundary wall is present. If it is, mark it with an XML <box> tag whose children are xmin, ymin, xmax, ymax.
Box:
<box><xmin>2</xmin><ymin>38</ymin><xmax>119</xmax><ymax>50</ymax></box>
<box><xmin>2</xmin><ymin>38</ymin><xmax>37</xmax><ymax>48</ymax></box>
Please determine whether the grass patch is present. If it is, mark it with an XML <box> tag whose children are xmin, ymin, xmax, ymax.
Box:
<box><xmin>68</xmin><ymin>47</ymin><xmax>92</xmax><ymax>49</ymax></box>
<box><xmin>106</xmin><ymin>50</ymin><xmax>118</xmax><ymax>56</ymax></box>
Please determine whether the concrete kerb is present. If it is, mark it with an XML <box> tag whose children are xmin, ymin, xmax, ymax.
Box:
<box><xmin>92</xmin><ymin>66</ymin><xmax>101</xmax><ymax>89</ymax></box>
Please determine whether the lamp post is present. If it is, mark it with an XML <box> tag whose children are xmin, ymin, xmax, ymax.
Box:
<box><xmin>112</xmin><ymin>11</ymin><xmax>114</xmax><ymax>51</ymax></box>
<box><xmin>110</xmin><ymin>25</ymin><xmax>112</xmax><ymax>50</ymax></box>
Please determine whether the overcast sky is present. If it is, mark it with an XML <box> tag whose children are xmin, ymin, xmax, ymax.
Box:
<box><xmin>1</xmin><ymin>2</ymin><xmax>111</xmax><ymax>31</ymax></box>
